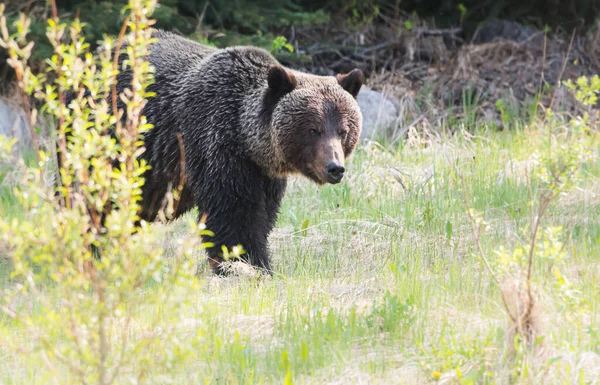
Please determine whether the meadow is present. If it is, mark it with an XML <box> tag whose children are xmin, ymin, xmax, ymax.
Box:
<box><xmin>0</xmin><ymin>1</ymin><xmax>599</xmax><ymax>383</ymax></box>
<box><xmin>2</xmin><ymin>121</ymin><xmax>599</xmax><ymax>384</ymax></box>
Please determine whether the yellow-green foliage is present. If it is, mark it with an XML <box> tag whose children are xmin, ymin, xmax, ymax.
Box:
<box><xmin>465</xmin><ymin>78</ymin><xmax>598</xmax><ymax>368</ymax></box>
<box><xmin>0</xmin><ymin>1</ymin><xmax>210</xmax><ymax>383</ymax></box>
<box><xmin>564</xmin><ymin>75</ymin><xmax>600</xmax><ymax>107</ymax></box>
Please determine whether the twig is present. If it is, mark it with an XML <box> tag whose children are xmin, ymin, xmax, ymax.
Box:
<box><xmin>50</xmin><ymin>0</ymin><xmax>57</xmax><ymax>19</ymax></box>
<box><xmin>534</xmin><ymin>32</ymin><xmax>547</xmax><ymax>117</ymax></box>
<box><xmin>3</xmin><ymin>0</ymin><xmax>36</xmax><ymax>17</ymax></box>
<box><xmin>526</xmin><ymin>193</ymin><xmax>552</xmax><ymax>290</ymax></box>
<box><xmin>360</xmin><ymin>38</ymin><xmax>400</xmax><ymax>55</ymax></box>
<box><xmin>388</xmin><ymin>166</ymin><xmax>407</xmax><ymax>191</ymax></box>
<box><xmin>461</xmin><ymin>175</ymin><xmax>517</xmax><ymax>323</ymax></box>
<box><xmin>171</xmin><ymin>132</ymin><xmax>187</xmax><ymax>216</ymax></box>
<box><xmin>195</xmin><ymin>1</ymin><xmax>210</xmax><ymax>34</ymax></box>
<box><xmin>46</xmin><ymin>0</ymin><xmax>73</xmax><ymax>208</ymax></box>
<box><xmin>105</xmin><ymin>316</ymin><xmax>131</xmax><ymax>385</ymax></box>
<box><xmin>549</xmin><ymin>29</ymin><xmax>576</xmax><ymax>110</ymax></box>
<box><xmin>417</xmin><ymin>27</ymin><xmax>462</xmax><ymax>37</ymax></box>
<box><xmin>461</xmin><ymin>176</ymin><xmax>500</xmax><ymax>286</ymax></box>
<box><xmin>111</xmin><ymin>16</ymin><xmax>130</xmax><ymax>117</ymax></box>
<box><xmin>289</xmin><ymin>25</ymin><xmax>296</xmax><ymax>45</ymax></box>
<box><xmin>0</xmin><ymin>304</ymin><xmax>16</xmax><ymax>318</ymax></box>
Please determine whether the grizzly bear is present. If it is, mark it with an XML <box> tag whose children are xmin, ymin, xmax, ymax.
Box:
<box><xmin>114</xmin><ymin>31</ymin><xmax>364</xmax><ymax>274</ymax></box>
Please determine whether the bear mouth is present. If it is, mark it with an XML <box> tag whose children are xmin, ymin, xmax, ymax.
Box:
<box><xmin>304</xmin><ymin>166</ymin><xmax>337</xmax><ymax>185</ymax></box>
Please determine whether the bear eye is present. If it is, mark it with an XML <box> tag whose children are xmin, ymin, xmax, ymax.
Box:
<box><xmin>309</xmin><ymin>128</ymin><xmax>320</xmax><ymax>137</ymax></box>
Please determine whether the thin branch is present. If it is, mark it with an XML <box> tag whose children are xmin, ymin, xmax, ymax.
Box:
<box><xmin>549</xmin><ymin>29</ymin><xmax>576</xmax><ymax>110</ymax></box>
<box><xmin>48</xmin><ymin>0</ymin><xmax>70</xmax><ymax>208</ymax></box>
<box><xmin>526</xmin><ymin>193</ymin><xmax>553</xmax><ymax>287</ymax></box>
<box><xmin>50</xmin><ymin>0</ymin><xmax>58</xmax><ymax>20</ymax></box>
<box><xmin>461</xmin><ymin>175</ymin><xmax>517</xmax><ymax>323</ymax></box>
<box><xmin>105</xmin><ymin>316</ymin><xmax>131</xmax><ymax>385</ymax></box>
<box><xmin>533</xmin><ymin>31</ymin><xmax>547</xmax><ymax>118</ymax></box>
<box><xmin>461</xmin><ymin>176</ymin><xmax>500</xmax><ymax>286</ymax></box>
<box><xmin>111</xmin><ymin>16</ymin><xmax>130</xmax><ymax>118</ymax></box>
<box><xmin>195</xmin><ymin>1</ymin><xmax>210</xmax><ymax>34</ymax></box>
<box><xmin>40</xmin><ymin>339</ymin><xmax>89</xmax><ymax>385</ymax></box>
<box><xmin>171</xmin><ymin>132</ymin><xmax>187</xmax><ymax>216</ymax></box>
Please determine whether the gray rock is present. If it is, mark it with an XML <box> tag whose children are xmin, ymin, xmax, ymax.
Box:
<box><xmin>357</xmin><ymin>86</ymin><xmax>399</xmax><ymax>139</ymax></box>
<box><xmin>472</xmin><ymin>19</ymin><xmax>541</xmax><ymax>45</ymax></box>
<box><xmin>0</xmin><ymin>99</ymin><xmax>32</xmax><ymax>155</ymax></box>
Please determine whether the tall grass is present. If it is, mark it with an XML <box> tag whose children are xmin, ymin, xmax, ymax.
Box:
<box><xmin>3</xmin><ymin>123</ymin><xmax>598</xmax><ymax>384</ymax></box>
<box><xmin>0</xmin><ymin>0</ymin><xmax>598</xmax><ymax>382</ymax></box>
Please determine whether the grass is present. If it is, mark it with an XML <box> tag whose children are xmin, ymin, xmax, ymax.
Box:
<box><xmin>0</xmin><ymin>149</ymin><xmax>39</xmax><ymax>220</ymax></box>
<box><xmin>1</xmin><ymin>126</ymin><xmax>599</xmax><ymax>384</ymax></box>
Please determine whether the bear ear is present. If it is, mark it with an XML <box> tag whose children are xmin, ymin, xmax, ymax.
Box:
<box><xmin>267</xmin><ymin>65</ymin><xmax>297</xmax><ymax>94</ymax></box>
<box><xmin>336</xmin><ymin>69</ymin><xmax>364</xmax><ymax>98</ymax></box>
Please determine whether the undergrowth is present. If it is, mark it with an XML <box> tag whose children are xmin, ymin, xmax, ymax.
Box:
<box><xmin>0</xmin><ymin>0</ymin><xmax>599</xmax><ymax>384</ymax></box>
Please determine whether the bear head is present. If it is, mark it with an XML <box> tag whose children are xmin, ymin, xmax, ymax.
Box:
<box><xmin>266</xmin><ymin>66</ymin><xmax>364</xmax><ymax>185</ymax></box>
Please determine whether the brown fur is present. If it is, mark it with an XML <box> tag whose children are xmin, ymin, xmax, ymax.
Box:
<box><xmin>242</xmin><ymin>66</ymin><xmax>363</xmax><ymax>184</ymax></box>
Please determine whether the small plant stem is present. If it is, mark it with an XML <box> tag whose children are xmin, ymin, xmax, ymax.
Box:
<box><xmin>49</xmin><ymin>0</ymin><xmax>70</xmax><ymax>208</ymax></box>
<box><xmin>461</xmin><ymin>175</ymin><xmax>516</xmax><ymax>323</ymax></box>
<box><xmin>172</xmin><ymin>132</ymin><xmax>187</xmax><ymax>215</ymax></box>
<box><xmin>461</xmin><ymin>176</ymin><xmax>499</xmax><ymax>286</ymax></box>
<box><xmin>50</xmin><ymin>0</ymin><xmax>57</xmax><ymax>20</ymax></box>
<box><xmin>534</xmin><ymin>32</ymin><xmax>547</xmax><ymax>118</ymax></box>
<box><xmin>112</xmin><ymin>16</ymin><xmax>130</xmax><ymax>119</ymax></box>
<box><xmin>550</xmin><ymin>29</ymin><xmax>576</xmax><ymax>110</ymax></box>
<box><xmin>91</xmin><ymin>265</ymin><xmax>109</xmax><ymax>385</ymax></box>
<box><xmin>526</xmin><ymin>193</ymin><xmax>552</xmax><ymax>300</ymax></box>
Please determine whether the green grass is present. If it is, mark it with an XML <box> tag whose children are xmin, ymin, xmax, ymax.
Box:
<box><xmin>0</xmin><ymin>149</ymin><xmax>38</xmax><ymax>219</ymax></box>
<box><xmin>1</xmin><ymin>128</ymin><xmax>599</xmax><ymax>384</ymax></box>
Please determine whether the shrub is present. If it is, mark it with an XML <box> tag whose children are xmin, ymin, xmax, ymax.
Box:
<box><xmin>0</xmin><ymin>1</ymin><xmax>210</xmax><ymax>383</ymax></box>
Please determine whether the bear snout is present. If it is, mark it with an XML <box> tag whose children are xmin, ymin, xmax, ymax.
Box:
<box><xmin>312</xmin><ymin>138</ymin><xmax>346</xmax><ymax>184</ymax></box>
<box><xmin>325</xmin><ymin>162</ymin><xmax>345</xmax><ymax>184</ymax></box>
<box><xmin>308</xmin><ymin>138</ymin><xmax>346</xmax><ymax>184</ymax></box>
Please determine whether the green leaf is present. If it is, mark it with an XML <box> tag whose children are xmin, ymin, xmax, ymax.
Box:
<box><xmin>300</xmin><ymin>219</ymin><xmax>309</xmax><ymax>237</ymax></box>
<box><xmin>534</xmin><ymin>335</ymin><xmax>545</xmax><ymax>347</ymax></box>
<box><xmin>445</xmin><ymin>220</ymin><xmax>453</xmax><ymax>241</ymax></box>
<box><xmin>300</xmin><ymin>341</ymin><xmax>309</xmax><ymax>363</ymax></box>
<box><xmin>284</xmin><ymin>371</ymin><xmax>294</xmax><ymax>385</ymax></box>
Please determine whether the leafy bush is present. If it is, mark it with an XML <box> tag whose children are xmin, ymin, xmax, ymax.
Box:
<box><xmin>463</xmin><ymin>76</ymin><xmax>598</xmax><ymax>380</ymax></box>
<box><xmin>0</xmin><ymin>1</ymin><xmax>210</xmax><ymax>383</ymax></box>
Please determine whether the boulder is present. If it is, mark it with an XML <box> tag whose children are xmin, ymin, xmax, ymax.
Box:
<box><xmin>0</xmin><ymin>99</ymin><xmax>32</xmax><ymax>156</ymax></box>
<box><xmin>357</xmin><ymin>86</ymin><xmax>399</xmax><ymax>139</ymax></box>
<box><xmin>472</xmin><ymin>19</ymin><xmax>541</xmax><ymax>45</ymax></box>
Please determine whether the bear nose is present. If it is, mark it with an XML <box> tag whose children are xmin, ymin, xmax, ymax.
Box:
<box><xmin>325</xmin><ymin>162</ymin><xmax>345</xmax><ymax>183</ymax></box>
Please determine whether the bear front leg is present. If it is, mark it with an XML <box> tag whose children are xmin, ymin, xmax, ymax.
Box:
<box><xmin>201</xmin><ymin>196</ymin><xmax>271</xmax><ymax>275</ymax></box>
<box><xmin>264</xmin><ymin>178</ymin><xmax>287</xmax><ymax>234</ymax></box>
<box><xmin>194</xmin><ymin>160</ymin><xmax>274</xmax><ymax>275</ymax></box>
